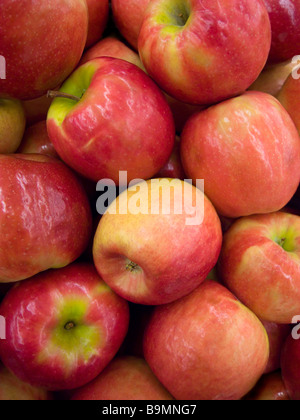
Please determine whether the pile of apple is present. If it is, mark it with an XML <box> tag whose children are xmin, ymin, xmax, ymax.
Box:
<box><xmin>0</xmin><ymin>0</ymin><xmax>300</xmax><ymax>401</ymax></box>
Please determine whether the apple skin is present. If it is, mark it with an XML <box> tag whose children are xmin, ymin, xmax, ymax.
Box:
<box><xmin>0</xmin><ymin>99</ymin><xmax>26</xmax><ymax>154</ymax></box>
<box><xmin>155</xmin><ymin>136</ymin><xmax>186</xmax><ymax>179</ymax></box>
<box><xmin>219</xmin><ymin>212</ymin><xmax>300</xmax><ymax>324</ymax></box>
<box><xmin>85</xmin><ymin>0</ymin><xmax>109</xmax><ymax>49</ymax></box>
<box><xmin>248</xmin><ymin>60</ymin><xmax>294</xmax><ymax>97</ymax></box>
<box><xmin>0</xmin><ymin>0</ymin><xmax>88</xmax><ymax>100</ymax></box>
<box><xmin>111</xmin><ymin>0</ymin><xmax>151</xmax><ymax>50</ymax></box>
<box><xmin>181</xmin><ymin>91</ymin><xmax>300</xmax><ymax>218</ymax></box>
<box><xmin>281</xmin><ymin>331</ymin><xmax>300</xmax><ymax>400</ymax></box>
<box><xmin>72</xmin><ymin>356</ymin><xmax>173</xmax><ymax>400</ymax></box>
<box><xmin>277</xmin><ymin>73</ymin><xmax>300</xmax><ymax>135</ymax></box>
<box><xmin>264</xmin><ymin>0</ymin><xmax>300</xmax><ymax>63</ymax></box>
<box><xmin>47</xmin><ymin>57</ymin><xmax>175</xmax><ymax>184</ymax></box>
<box><xmin>93</xmin><ymin>179</ymin><xmax>222</xmax><ymax>306</ymax></box>
<box><xmin>0</xmin><ymin>364</ymin><xmax>51</xmax><ymax>401</ymax></box>
<box><xmin>138</xmin><ymin>0</ymin><xmax>271</xmax><ymax>106</ymax></box>
<box><xmin>0</xmin><ymin>263</ymin><xmax>130</xmax><ymax>391</ymax></box>
<box><xmin>23</xmin><ymin>94</ymin><xmax>54</xmax><ymax>126</ymax></box>
<box><xmin>143</xmin><ymin>280</ymin><xmax>269</xmax><ymax>400</ymax></box>
<box><xmin>262</xmin><ymin>321</ymin><xmax>291</xmax><ymax>374</ymax></box>
<box><xmin>18</xmin><ymin>121</ymin><xmax>58</xmax><ymax>158</ymax></box>
<box><xmin>0</xmin><ymin>154</ymin><xmax>92</xmax><ymax>283</ymax></box>
<box><xmin>244</xmin><ymin>371</ymin><xmax>290</xmax><ymax>401</ymax></box>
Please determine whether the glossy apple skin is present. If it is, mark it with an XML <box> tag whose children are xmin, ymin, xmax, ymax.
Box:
<box><xmin>155</xmin><ymin>136</ymin><xmax>186</xmax><ymax>179</ymax></box>
<box><xmin>262</xmin><ymin>321</ymin><xmax>291</xmax><ymax>374</ymax></box>
<box><xmin>138</xmin><ymin>0</ymin><xmax>271</xmax><ymax>105</ymax></box>
<box><xmin>248</xmin><ymin>60</ymin><xmax>294</xmax><ymax>97</ymax></box>
<box><xmin>93</xmin><ymin>179</ymin><xmax>222</xmax><ymax>305</ymax></box>
<box><xmin>0</xmin><ymin>154</ymin><xmax>92</xmax><ymax>283</ymax></box>
<box><xmin>47</xmin><ymin>57</ymin><xmax>175</xmax><ymax>184</ymax></box>
<box><xmin>0</xmin><ymin>364</ymin><xmax>51</xmax><ymax>401</ymax></box>
<box><xmin>85</xmin><ymin>0</ymin><xmax>109</xmax><ymax>49</ymax></box>
<box><xmin>144</xmin><ymin>280</ymin><xmax>269</xmax><ymax>400</ymax></box>
<box><xmin>281</xmin><ymin>332</ymin><xmax>300</xmax><ymax>400</ymax></box>
<box><xmin>264</xmin><ymin>0</ymin><xmax>300</xmax><ymax>63</ymax></box>
<box><xmin>18</xmin><ymin>121</ymin><xmax>58</xmax><ymax>158</ymax></box>
<box><xmin>111</xmin><ymin>0</ymin><xmax>151</xmax><ymax>50</ymax></box>
<box><xmin>0</xmin><ymin>0</ymin><xmax>88</xmax><ymax>100</ymax></box>
<box><xmin>219</xmin><ymin>212</ymin><xmax>300</xmax><ymax>324</ymax></box>
<box><xmin>244</xmin><ymin>371</ymin><xmax>290</xmax><ymax>400</ymax></box>
<box><xmin>181</xmin><ymin>91</ymin><xmax>300</xmax><ymax>218</ymax></box>
<box><xmin>0</xmin><ymin>264</ymin><xmax>130</xmax><ymax>391</ymax></box>
<box><xmin>0</xmin><ymin>99</ymin><xmax>26</xmax><ymax>154</ymax></box>
<box><xmin>277</xmin><ymin>74</ymin><xmax>300</xmax><ymax>135</ymax></box>
<box><xmin>72</xmin><ymin>356</ymin><xmax>173</xmax><ymax>400</ymax></box>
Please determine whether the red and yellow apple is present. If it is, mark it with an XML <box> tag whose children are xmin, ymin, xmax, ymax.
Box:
<box><xmin>144</xmin><ymin>280</ymin><xmax>269</xmax><ymax>400</ymax></box>
<box><xmin>219</xmin><ymin>212</ymin><xmax>300</xmax><ymax>324</ymax></box>
<box><xmin>181</xmin><ymin>91</ymin><xmax>300</xmax><ymax>218</ymax></box>
<box><xmin>0</xmin><ymin>0</ymin><xmax>88</xmax><ymax>100</ymax></box>
<box><xmin>18</xmin><ymin>121</ymin><xmax>58</xmax><ymax>158</ymax></box>
<box><xmin>93</xmin><ymin>179</ymin><xmax>222</xmax><ymax>305</ymax></box>
<box><xmin>0</xmin><ymin>98</ymin><xmax>26</xmax><ymax>154</ymax></box>
<box><xmin>277</xmin><ymin>73</ymin><xmax>300</xmax><ymax>134</ymax></box>
<box><xmin>0</xmin><ymin>263</ymin><xmax>130</xmax><ymax>391</ymax></box>
<box><xmin>85</xmin><ymin>0</ymin><xmax>109</xmax><ymax>49</ymax></box>
<box><xmin>72</xmin><ymin>356</ymin><xmax>173</xmax><ymax>400</ymax></box>
<box><xmin>138</xmin><ymin>0</ymin><xmax>271</xmax><ymax>105</ymax></box>
<box><xmin>0</xmin><ymin>154</ymin><xmax>92</xmax><ymax>283</ymax></box>
<box><xmin>47</xmin><ymin>57</ymin><xmax>175</xmax><ymax>184</ymax></box>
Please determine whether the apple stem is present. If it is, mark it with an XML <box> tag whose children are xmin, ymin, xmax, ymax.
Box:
<box><xmin>47</xmin><ymin>90</ymin><xmax>81</xmax><ymax>102</ymax></box>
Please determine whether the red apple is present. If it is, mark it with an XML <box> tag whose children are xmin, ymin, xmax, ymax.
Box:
<box><xmin>18</xmin><ymin>121</ymin><xmax>58</xmax><ymax>158</ymax></box>
<box><xmin>262</xmin><ymin>321</ymin><xmax>291</xmax><ymax>374</ymax></box>
<box><xmin>0</xmin><ymin>263</ymin><xmax>130</xmax><ymax>391</ymax></box>
<box><xmin>264</xmin><ymin>0</ymin><xmax>300</xmax><ymax>63</ymax></box>
<box><xmin>281</xmin><ymin>331</ymin><xmax>300</xmax><ymax>400</ymax></box>
<box><xmin>155</xmin><ymin>136</ymin><xmax>186</xmax><ymax>179</ymax></box>
<box><xmin>277</xmin><ymin>73</ymin><xmax>300</xmax><ymax>134</ymax></box>
<box><xmin>248</xmin><ymin>60</ymin><xmax>294</xmax><ymax>97</ymax></box>
<box><xmin>244</xmin><ymin>371</ymin><xmax>290</xmax><ymax>400</ymax></box>
<box><xmin>0</xmin><ymin>364</ymin><xmax>51</xmax><ymax>401</ymax></box>
<box><xmin>47</xmin><ymin>57</ymin><xmax>175</xmax><ymax>184</ymax></box>
<box><xmin>93</xmin><ymin>179</ymin><xmax>222</xmax><ymax>305</ymax></box>
<box><xmin>144</xmin><ymin>280</ymin><xmax>269</xmax><ymax>400</ymax></box>
<box><xmin>0</xmin><ymin>0</ymin><xmax>88</xmax><ymax>100</ymax></box>
<box><xmin>111</xmin><ymin>0</ymin><xmax>151</xmax><ymax>50</ymax></box>
<box><xmin>138</xmin><ymin>0</ymin><xmax>271</xmax><ymax>105</ymax></box>
<box><xmin>72</xmin><ymin>356</ymin><xmax>173</xmax><ymax>400</ymax></box>
<box><xmin>219</xmin><ymin>212</ymin><xmax>300</xmax><ymax>324</ymax></box>
<box><xmin>0</xmin><ymin>154</ymin><xmax>92</xmax><ymax>283</ymax></box>
<box><xmin>181</xmin><ymin>91</ymin><xmax>300</xmax><ymax>218</ymax></box>
<box><xmin>85</xmin><ymin>0</ymin><xmax>109</xmax><ymax>49</ymax></box>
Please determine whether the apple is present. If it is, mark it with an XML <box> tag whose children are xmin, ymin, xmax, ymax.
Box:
<box><xmin>263</xmin><ymin>0</ymin><xmax>300</xmax><ymax>63</ymax></box>
<box><xmin>155</xmin><ymin>136</ymin><xmax>186</xmax><ymax>179</ymax></box>
<box><xmin>281</xmin><ymin>330</ymin><xmax>300</xmax><ymax>400</ymax></box>
<box><xmin>0</xmin><ymin>0</ymin><xmax>88</xmax><ymax>100</ymax></box>
<box><xmin>143</xmin><ymin>280</ymin><xmax>269</xmax><ymax>400</ymax></box>
<box><xmin>219</xmin><ymin>211</ymin><xmax>300</xmax><ymax>324</ymax></box>
<box><xmin>0</xmin><ymin>263</ymin><xmax>130</xmax><ymax>391</ymax></box>
<box><xmin>262</xmin><ymin>321</ymin><xmax>291</xmax><ymax>374</ymax></box>
<box><xmin>244</xmin><ymin>371</ymin><xmax>290</xmax><ymax>401</ymax></box>
<box><xmin>0</xmin><ymin>98</ymin><xmax>26</xmax><ymax>154</ymax></box>
<box><xmin>22</xmin><ymin>95</ymin><xmax>54</xmax><ymax>126</ymax></box>
<box><xmin>47</xmin><ymin>57</ymin><xmax>175</xmax><ymax>184</ymax></box>
<box><xmin>138</xmin><ymin>0</ymin><xmax>271</xmax><ymax>106</ymax></box>
<box><xmin>85</xmin><ymin>0</ymin><xmax>109</xmax><ymax>49</ymax></box>
<box><xmin>111</xmin><ymin>0</ymin><xmax>151</xmax><ymax>50</ymax></box>
<box><xmin>181</xmin><ymin>91</ymin><xmax>300</xmax><ymax>218</ymax></box>
<box><xmin>277</xmin><ymin>73</ymin><xmax>300</xmax><ymax>134</ymax></box>
<box><xmin>18</xmin><ymin>121</ymin><xmax>58</xmax><ymax>158</ymax></box>
<box><xmin>72</xmin><ymin>356</ymin><xmax>173</xmax><ymax>400</ymax></box>
<box><xmin>0</xmin><ymin>154</ymin><xmax>92</xmax><ymax>283</ymax></box>
<box><xmin>0</xmin><ymin>364</ymin><xmax>51</xmax><ymax>401</ymax></box>
<box><xmin>93</xmin><ymin>178</ymin><xmax>222</xmax><ymax>305</ymax></box>
<box><xmin>248</xmin><ymin>59</ymin><xmax>294</xmax><ymax>97</ymax></box>
<box><xmin>80</xmin><ymin>35</ymin><xmax>146</xmax><ymax>70</ymax></box>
